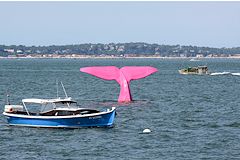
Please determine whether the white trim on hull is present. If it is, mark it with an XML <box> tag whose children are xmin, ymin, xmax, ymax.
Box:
<box><xmin>3</xmin><ymin>107</ymin><xmax>115</xmax><ymax>119</ymax></box>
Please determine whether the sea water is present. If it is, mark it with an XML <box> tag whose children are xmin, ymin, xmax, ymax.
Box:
<box><xmin>0</xmin><ymin>58</ymin><xmax>240</xmax><ymax>159</ymax></box>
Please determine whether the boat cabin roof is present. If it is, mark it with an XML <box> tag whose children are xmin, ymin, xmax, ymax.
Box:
<box><xmin>22</xmin><ymin>98</ymin><xmax>77</xmax><ymax>104</ymax></box>
<box><xmin>197</xmin><ymin>66</ymin><xmax>207</xmax><ymax>69</ymax></box>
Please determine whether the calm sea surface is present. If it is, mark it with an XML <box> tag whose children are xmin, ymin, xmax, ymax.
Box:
<box><xmin>0</xmin><ymin>58</ymin><xmax>240</xmax><ymax>159</ymax></box>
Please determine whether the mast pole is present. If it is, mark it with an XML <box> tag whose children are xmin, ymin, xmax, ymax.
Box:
<box><xmin>61</xmin><ymin>82</ymin><xmax>70</xmax><ymax>108</ymax></box>
<box><xmin>56</xmin><ymin>79</ymin><xmax>59</xmax><ymax>98</ymax></box>
<box><xmin>6</xmin><ymin>92</ymin><xmax>10</xmax><ymax>105</ymax></box>
<box><xmin>61</xmin><ymin>81</ymin><xmax>68</xmax><ymax>98</ymax></box>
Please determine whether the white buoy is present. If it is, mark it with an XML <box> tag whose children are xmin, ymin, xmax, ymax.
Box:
<box><xmin>142</xmin><ymin>128</ymin><xmax>151</xmax><ymax>133</ymax></box>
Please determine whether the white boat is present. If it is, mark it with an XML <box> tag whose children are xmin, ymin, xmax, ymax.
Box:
<box><xmin>190</xmin><ymin>58</ymin><xmax>200</xmax><ymax>62</ymax></box>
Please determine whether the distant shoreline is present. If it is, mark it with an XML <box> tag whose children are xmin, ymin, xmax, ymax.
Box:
<box><xmin>1</xmin><ymin>56</ymin><xmax>240</xmax><ymax>59</ymax></box>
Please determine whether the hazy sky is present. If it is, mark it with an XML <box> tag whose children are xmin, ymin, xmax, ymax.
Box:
<box><xmin>0</xmin><ymin>2</ymin><xmax>240</xmax><ymax>48</ymax></box>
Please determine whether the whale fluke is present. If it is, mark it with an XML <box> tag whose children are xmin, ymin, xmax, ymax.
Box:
<box><xmin>80</xmin><ymin>66</ymin><xmax>158</xmax><ymax>102</ymax></box>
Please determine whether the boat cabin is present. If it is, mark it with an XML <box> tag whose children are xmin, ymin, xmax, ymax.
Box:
<box><xmin>4</xmin><ymin>98</ymin><xmax>100</xmax><ymax>116</ymax></box>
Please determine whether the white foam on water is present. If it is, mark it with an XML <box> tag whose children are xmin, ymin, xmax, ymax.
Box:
<box><xmin>231</xmin><ymin>73</ymin><xmax>240</xmax><ymax>76</ymax></box>
<box><xmin>142</xmin><ymin>128</ymin><xmax>151</xmax><ymax>133</ymax></box>
<box><xmin>210</xmin><ymin>72</ymin><xmax>231</xmax><ymax>76</ymax></box>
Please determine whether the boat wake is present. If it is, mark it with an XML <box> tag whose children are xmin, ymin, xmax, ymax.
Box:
<box><xmin>210</xmin><ymin>72</ymin><xmax>240</xmax><ymax>76</ymax></box>
<box><xmin>210</xmin><ymin>72</ymin><xmax>231</xmax><ymax>76</ymax></box>
<box><xmin>231</xmin><ymin>73</ymin><xmax>240</xmax><ymax>76</ymax></box>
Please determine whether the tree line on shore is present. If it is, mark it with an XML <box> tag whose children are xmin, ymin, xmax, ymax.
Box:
<box><xmin>1</xmin><ymin>42</ymin><xmax>240</xmax><ymax>57</ymax></box>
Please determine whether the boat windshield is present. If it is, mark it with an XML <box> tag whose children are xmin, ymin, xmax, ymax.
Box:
<box><xmin>40</xmin><ymin>101</ymin><xmax>78</xmax><ymax>112</ymax></box>
<box><xmin>54</xmin><ymin>101</ymin><xmax>78</xmax><ymax>109</ymax></box>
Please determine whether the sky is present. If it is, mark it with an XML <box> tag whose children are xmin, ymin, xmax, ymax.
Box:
<box><xmin>0</xmin><ymin>1</ymin><xmax>240</xmax><ymax>48</ymax></box>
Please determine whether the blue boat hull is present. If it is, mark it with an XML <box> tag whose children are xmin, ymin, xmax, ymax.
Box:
<box><xmin>4</xmin><ymin>109</ymin><xmax>116</xmax><ymax>128</ymax></box>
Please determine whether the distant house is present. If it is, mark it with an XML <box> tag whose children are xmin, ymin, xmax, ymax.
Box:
<box><xmin>16</xmin><ymin>54</ymin><xmax>26</xmax><ymax>57</ymax></box>
<box><xmin>196</xmin><ymin>54</ymin><xmax>204</xmax><ymax>58</ymax></box>
<box><xmin>117</xmin><ymin>46</ymin><xmax>125</xmax><ymax>52</ymax></box>
<box><xmin>4</xmin><ymin>49</ymin><xmax>14</xmax><ymax>53</ymax></box>
<box><xmin>180</xmin><ymin>54</ymin><xmax>187</xmax><ymax>57</ymax></box>
<box><xmin>206</xmin><ymin>54</ymin><xmax>213</xmax><ymax>57</ymax></box>
<box><xmin>229</xmin><ymin>54</ymin><xmax>240</xmax><ymax>58</ymax></box>
<box><xmin>16</xmin><ymin>50</ymin><xmax>23</xmax><ymax>53</ymax></box>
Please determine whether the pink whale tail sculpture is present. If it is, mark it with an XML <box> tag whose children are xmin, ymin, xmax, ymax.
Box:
<box><xmin>80</xmin><ymin>66</ymin><xmax>158</xmax><ymax>103</ymax></box>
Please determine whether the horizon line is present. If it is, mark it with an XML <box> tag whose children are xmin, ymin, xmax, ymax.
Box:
<box><xmin>1</xmin><ymin>42</ymin><xmax>239</xmax><ymax>49</ymax></box>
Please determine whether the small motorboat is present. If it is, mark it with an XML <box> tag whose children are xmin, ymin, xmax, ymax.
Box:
<box><xmin>190</xmin><ymin>58</ymin><xmax>200</xmax><ymax>62</ymax></box>
<box><xmin>179</xmin><ymin>66</ymin><xmax>208</xmax><ymax>75</ymax></box>
<box><xmin>3</xmin><ymin>98</ymin><xmax>116</xmax><ymax>128</ymax></box>
<box><xmin>3</xmin><ymin>82</ymin><xmax>116</xmax><ymax>128</ymax></box>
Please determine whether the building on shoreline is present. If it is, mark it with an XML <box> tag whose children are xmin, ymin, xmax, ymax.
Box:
<box><xmin>1</xmin><ymin>53</ymin><xmax>240</xmax><ymax>59</ymax></box>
